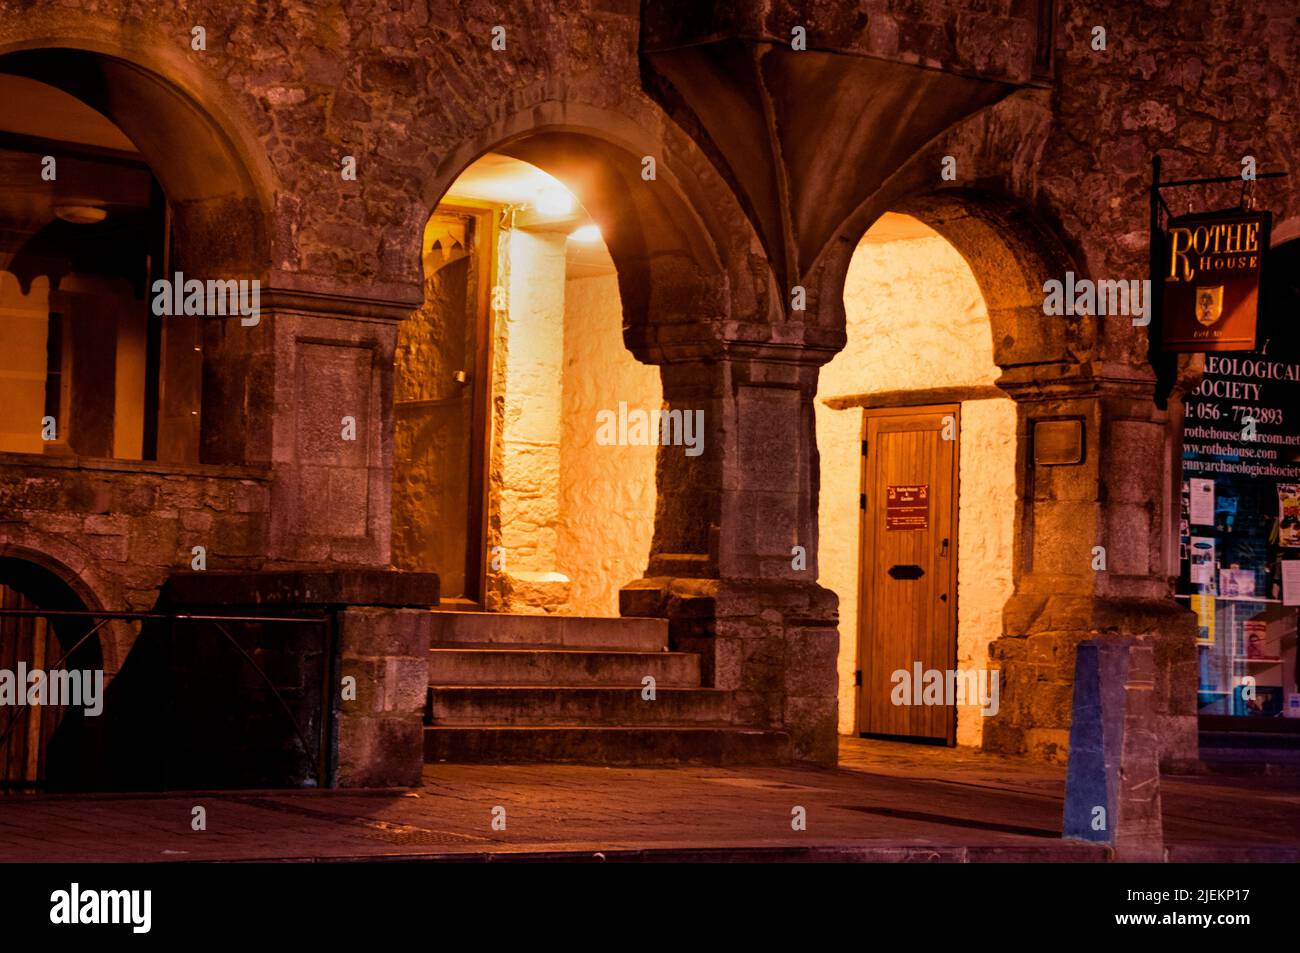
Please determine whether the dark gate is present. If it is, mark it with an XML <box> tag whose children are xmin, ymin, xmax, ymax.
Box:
<box><xmin>0</xmin><ymin>606</ymin><xmax>335</xmax><ymax>791</ymax></box>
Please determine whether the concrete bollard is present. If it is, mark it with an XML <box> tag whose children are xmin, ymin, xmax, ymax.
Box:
<box><xmin>1062</xmin><ymin>638</ymin><xmax>1164</xmax><ymax>861</ymax></box>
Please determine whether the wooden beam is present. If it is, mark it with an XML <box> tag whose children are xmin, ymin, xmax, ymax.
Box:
<box><xmin>822</xmin><ymin>384</ymin><xmax>1007</xmax><ymax>411</ymax></box>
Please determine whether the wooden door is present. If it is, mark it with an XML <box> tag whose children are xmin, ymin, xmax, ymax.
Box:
<box><xmin>392</xmin><ymin>205</ymin><xmax>494</xmax><ymax>601</ymax></box>
<box><xmin>0</xmin><ymin>583</ymin><xmax>61</xmax><ymax>786</ymax></box>
<box><xmin>856</xmin><ymin>405</ymin><xmax>959</xmax><ymax>742</ymax></box>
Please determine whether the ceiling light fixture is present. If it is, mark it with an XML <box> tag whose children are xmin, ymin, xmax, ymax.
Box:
<box><xmin>54</xmin><ymin>205</ymin><xmax>107</xmax><ymax>225</ymax></box>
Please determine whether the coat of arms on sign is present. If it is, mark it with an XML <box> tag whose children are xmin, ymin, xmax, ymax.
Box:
<box><xmin>1195</xmin><ymin>285</ymin><xmax>1224</xmax><ymax>326</ymax></box>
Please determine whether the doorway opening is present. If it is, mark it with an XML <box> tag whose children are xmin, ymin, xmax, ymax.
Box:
<box><xmin>393</xmin><ymin>153</ymin><xmax>661</xmax><ymax>614</ymax></box>
<box><xmin>0</xmin><ymin>556</ymin><xmax>103</xmax><ymax>789</ymax></box>
<box><xmin>817</xmin><ymin>212</ymin><xmax>1017</xmax><ymax>746</ymax></box>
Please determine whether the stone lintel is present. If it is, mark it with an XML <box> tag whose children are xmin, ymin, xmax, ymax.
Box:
<box><xmin>996</xmin><ymin>361</ymin><xmax>1158</xmax><ymax>403</ymax></box>
<box><xmin>264</xmin><ymin>271</ymin><xmax>423</xmax><ymax>320</ymax></box>
<box><xmin>626</xmin><ymin>322</ymin><xmax>848</xmax><ymax>368</ymax></box>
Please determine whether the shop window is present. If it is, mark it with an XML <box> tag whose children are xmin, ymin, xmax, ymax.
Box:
<box><xmin>1177</xmin><ymin>238</ymin><xmax>1300</xmax><ymax>722</ymax></box>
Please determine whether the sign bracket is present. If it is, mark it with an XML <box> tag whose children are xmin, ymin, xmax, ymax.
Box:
<box><xmin>1148</xmin><ymin>156</ymin><xmax>1289</xmax><ymax>407</ymax></box>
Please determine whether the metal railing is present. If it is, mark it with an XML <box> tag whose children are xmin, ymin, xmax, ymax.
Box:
<box><xmin>0</xmin><ymin>608</ymin><xmax>335</xmax><ymax>791</ymax></box>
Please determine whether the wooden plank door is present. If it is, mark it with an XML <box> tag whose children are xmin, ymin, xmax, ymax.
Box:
<box><xmin>856</xmin><ymin>405</ymin><xmax>959</xmax><ymax>742</ymax></box>
<box><xmin>0</xmin><ymin>583</ymin><xmax>59</xmax><ymax>786</ymax></box>
<box><xmin>392</xmin><ymin>205</ymin><xmax>494</xmax><ymax>601</ymax></box>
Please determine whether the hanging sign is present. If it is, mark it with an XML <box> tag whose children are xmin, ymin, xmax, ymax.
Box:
<box><xmin>1161</xmin><ymin>208</ymin><xmax>1269</xmax><ymax>352</ymax></box>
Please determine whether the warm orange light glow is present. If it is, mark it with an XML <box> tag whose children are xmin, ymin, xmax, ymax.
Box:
<box><xmin>567</xmin><ymin>224</ymin><xmax>601</xmax><ymax>242</ymax></box>
<box><xmin>534</xmin><ymin>186</ymin><xmax>575</xmax><ymax>217</ymax></box>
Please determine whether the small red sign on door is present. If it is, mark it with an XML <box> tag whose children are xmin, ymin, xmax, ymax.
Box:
<box><xmin>885</xmin><ymin>484</ymin><xmax>929</xmax><ymax>531</ymax></box>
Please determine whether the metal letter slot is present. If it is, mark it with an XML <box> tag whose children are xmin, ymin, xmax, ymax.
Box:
<box><xmin>887</xmin><ymin>564</ymin><xmax>925</xmax><ymax>580</ymax></box>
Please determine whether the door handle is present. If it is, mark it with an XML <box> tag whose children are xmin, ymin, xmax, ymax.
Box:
<box><xmin>887</xmin><ymin>564</ymin><xmax>925</xmax><ymax>580</ymax></box>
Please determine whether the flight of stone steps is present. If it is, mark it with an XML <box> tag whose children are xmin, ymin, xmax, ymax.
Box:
<box><xmin>423</xmin><ymin>612</ymin><xmax>790</xmax><ymax>765</ymax></box>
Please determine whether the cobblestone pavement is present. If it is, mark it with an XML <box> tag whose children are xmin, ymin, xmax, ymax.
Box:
<box><xmin>0</xmin><ymin>738</ymin><xmax>1296</xmax><ymax>862</ymax></box>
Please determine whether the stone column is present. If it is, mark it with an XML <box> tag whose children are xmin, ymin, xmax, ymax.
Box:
<box><xmin>622</xmin><ymin>343</ymin><xmax>840</xmax><ymax>765</ymax></box>
<box><xmin>984</xmin><ymin>365</ymin><xmax>1198</xmax><ymax>769</ymax></box>
<box><xmin>337</xmin><ymin>606</ymin><xmax>431</xmax><ymax>788</ymax></box>
<box><xmin>200</xmin><ymin>287</ymin><xmax>412</xmax><ymax>567</ymax></box>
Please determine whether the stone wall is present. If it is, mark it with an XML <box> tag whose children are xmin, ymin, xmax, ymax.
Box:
<box><xmin>954</xmin><ymin>398</ymin><xmax>1018</xmax><ymax>745</ymax></box>
<box><xmin>482</xmin><ymin>231</ymin><xmax>660</xmax><ymax>617</ymax></box>
<box><xmin>1044</xmin><ymin>2</ymin><xmax>1300</xmax><ymax>352</ymax></box>
<box><xmin>558</xmin><ymin>270</ymin><xmax>660</xmax><ymax>616</ymax></box>
<box><xmin>489</xmin><ymin>227</ymin><xmax>569</xmax><ymax>611</ymax></box>
<box><xmin>0</xmin><ymin>453</ymin><xmax>271</xmax><ymax>669</ymax></box>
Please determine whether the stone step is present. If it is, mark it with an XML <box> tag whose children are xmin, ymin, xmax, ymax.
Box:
<box><xmin>423</xmin><ymin>726</ymin><xmax>790</xmax><ymax>765</ymax></box>
<box><xmin>428</xmin><ymin>647</ymin><xmax>700</xmax><ymax>687</ymax></box>
<box><xmin>425</xmin><ymin>686</ymin><xmax>732</xmax><ymax>726</ymax></box>
<box><xmin>429</xmin><ymin>611</ymin><xmax>668</xmax><ymax>651</ymax></box>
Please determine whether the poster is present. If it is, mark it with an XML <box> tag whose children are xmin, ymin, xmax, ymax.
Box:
<box><xmin>1172</xmin><ymin>237</ymin><xmax>1298</xmax><ymax>719</ymax></box>
<box><xmin>1244</xmin><ymin>619</ymin><xmax>1279</xmax><ymax>659</ymax></box>
<box><xmin>1190</xmin><ymin>593</ymin><xmax>1216</xmax><ymax>642</ymax></box>
<box><xmin>1283</xmin><ymin>561</ymin><xmax>1300</xmax><ymax>607</ymax></box>
<box><xmin>1189</xmin><ymin>537</ymin><xmax>1217</xmax><ymax>587</ymax></box>
<box><xmin>1190</xmin><ymin>478</ymin><xmax>1216</xmax><ymax>525</ymax></box>
<box><xmin>1280</xmin><ymin>484</ymin><xmax>1300</xmax><ymax>548</ymax></box>
<box><xmin>1219</xmin><ymin>567</ymin><xmax>1257</xmax><ymax>598</ymax></box>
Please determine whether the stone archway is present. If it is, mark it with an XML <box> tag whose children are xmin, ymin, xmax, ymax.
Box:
<box><xmin>413</xmin><ymin>100</ymin><xmax>776</xmax><ymax>598</ymax></box>
<box><xmin>812</xmin><ymin>186</ymin><xmax>1196</xmax><ymax>766</ymax></box>
<box><xmin>0</xmin><ymin>44</ymin><xmax>275</xmax><ymax>277</ymax></box>
<box><xmin>816</xmin><ymin>210</ymin><xmax>1017</xmax><ymax>747</ymax></box>
<box><xmin>0</xmin><ymin>540</ymin><xmax>125</xmax><ymax>673</ymax></box>
<box><xmin>410</xmin><ymin>98</ymin><xmax>843</xmax><ymax>765</ymax></box>
<box><xmin>0</xmin><ymin>42</ymin><xmax>279</xmax><ymax>469</ymax></box>
<box><xmin>417</xmin><ymin>98</ymin><xmax>772</xmax><ymax>349</ymax></box>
